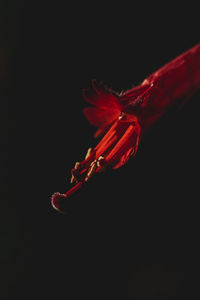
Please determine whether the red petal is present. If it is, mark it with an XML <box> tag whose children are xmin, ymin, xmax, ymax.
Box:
<box><xmin>91</xmin><ymin>80</ymin><xmax>119</xmax><ymax>102</ymax></box>
<box><xmin>82</xmin><ymin>82</ymin><xmax>121</xmax><ymax>110</ymax></box>
<box><xmin>112</xmin><ymin>146</ymin><xmax>134</xmax><ymax>169</ymax></box>
<box><xmin>120</xmin><ymin>84</ymin><xmax>150</xmax><ymax>103</ymax></box>
<box><xmin>93</xmin><ymin>126</ymin><xmax>109</xmax><ymax>138</ymax></box>
<box><xmin>83</xmin><ymin>106</ymin><xmax>121</xmax><ymax>128</ymax></box>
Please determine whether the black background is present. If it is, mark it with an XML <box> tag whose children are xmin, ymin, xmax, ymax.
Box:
<box><xmin>1</xmin><ymin>1</ymin><xmax>200</xmax><ymax>299</ymax></box>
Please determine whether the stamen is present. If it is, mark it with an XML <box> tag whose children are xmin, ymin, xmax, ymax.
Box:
<box><xmin>85</xmin><ymin>160</ymin><xmax>98</xmax><ymax>182</ymax></box>
<box><xmin>85</xmin><ymin>147</ymin><xmax>93</xmax><ymax>159</ymax></box>
<box><xmin>70</xmin><ymin>162</ymin><xmax>80</xmax><ymax>183</ymax></box>
<box><xmin>95</xmin><ymin>134</ymin><xmax>118</xmax><ymax>158</ymax></box>
<box><xmin>97</xmin><ymin>156</ymin><xmax>104</xmax><ymax>167</ymax></box>
<box><xmin>85</xmin><ymin>155</ymin><xmax>105</xmax><ymax>181</ymax></box>
<box><xmin>94</xmin><ymin>120</ymin><xmax>118</xmax><ymax>152</ymax></box>
<box><xmin>105</xmin><ymin>124</ymin><xmax>135</xmax><ymax>162</ymax></box>
<box><xmin>119</xmin><ymin>112</ymin><xmax>126</xmax><ymax>120</ymax></box>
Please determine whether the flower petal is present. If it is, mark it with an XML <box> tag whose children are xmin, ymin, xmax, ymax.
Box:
<box><xmin>112</xmin><ymin>146</ymin><xmax>134</xmax><ymax>169</ymax></box>
<box><xmin>91</xmin><ymin>80</ymin><xmax>119</xmax><ymax>103</ymax></box>
<box><xmin>83</xmin><ymin>106</ymin><xmax>121</xmax><ymax>128</ymax></box>
<box><xmin>82</xmin><ymin>82</ymin><xmax>121</xmax><ymax>110</ymax></box>
<box><xmin>120</xmin><ymin>84</ymin><xmax>151</xmax><ymax>103</ymax></box>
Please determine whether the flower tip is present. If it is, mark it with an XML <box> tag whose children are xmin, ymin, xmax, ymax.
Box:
<box><xmin>51</xmin><ymin>182</ymin><xmax>83</xmax><ymax>213</ymax></box>
<box><xmin>51</xmin><ymin>192</ymin><xmax>67</xmax><ymax>213</ymax></box>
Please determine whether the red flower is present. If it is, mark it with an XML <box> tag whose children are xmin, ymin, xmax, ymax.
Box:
<box><xmin>52</xmin><ymin>80</ymin><xmax>156</xmax><ymax>211</ymax></box>
<box><xmin>52</xmin><ymin>44</ymin><xmax>200</xmax><ymax>212</ymax></box>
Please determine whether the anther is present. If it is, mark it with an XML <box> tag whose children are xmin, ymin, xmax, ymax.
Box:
<box><xmin>70</xmin><ymin>162</ymin><xmax>80</xmax><ymax>183</ymax></box>
<box><xmin>85</xmin><ymin>160</ymin><xmax>98</xmax><ymax>182</ymax></box>
<box><xmin>119</xmin><ymin>112</ymin><xmax>126</xmax><ymax>120</ymax></box>
<box><xmin>97</xmin><ymin>156</ymin><xmax>105</xmax><ymax>167</ymax></box>
<box><xmin>85</xmin><ymin>147</ymin><xmax>93</xmax><ymax>159</ymax></box>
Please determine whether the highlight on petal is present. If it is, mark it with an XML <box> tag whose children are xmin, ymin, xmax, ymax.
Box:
<box><xmin>83</xmin><ymin>81</ymin><xmax>122</xmax><ymax>129</ymax></box>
